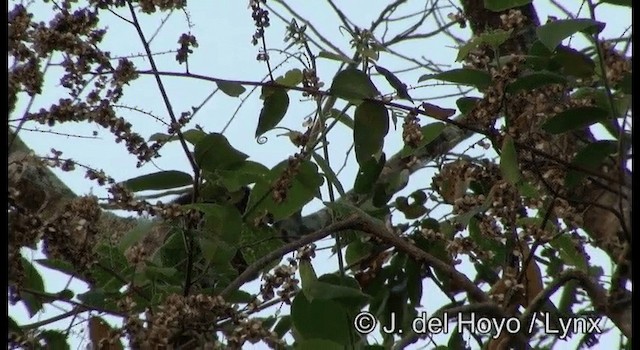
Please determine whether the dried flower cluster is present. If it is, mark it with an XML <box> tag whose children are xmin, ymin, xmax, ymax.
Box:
<box><xmin>446</xmin><ymin>235</ymin><xmax>495</xmax><ymax>264</ymax></box>
<box><xmin>296</xmin><ymin>243</ymin><xmax>317</xmax><ymax>262</ymax></box>
<box><xmin>302</xmin><ymin>68</ymin><xmax>323</xmax><ymax>98</ymax></box>
<box><xmin>499</xmin><ymin>9</ymin><xmax>527</xmax><ymax>30</ymax></box>
<box><xmin>600</xmin><ymin>42</ymin><xmax>632</xmax><ymax>86</ymax></box>
<box><xmin>136</xmin><ymin>0</ymin><xmax>187</xmax><ymax>14</ymax></box>
<box><xmin>249</xmin><ymin>0</ymin><xmax>270</xmax><ymax>46</ymax></box>
<box><xmin>464</xmin><ymin>56</ymin><xmax>525</xmax><ymax>130</ymax></box>
<box><xmin>402</xmin><ymin>109</ymin><xmax>423</xmax><ymax>148</ymax></box>
<box><xmin>8</xmin><ymin>3</ymin><xmax>171</xmax><ymax>169</ymax></box>
<box><xmin>122</xmin><ymin>293</ymin><xmax>281</xmax><ymax>349</ymax></box>
<box><xmin>272</xmin><ymin>153</ymin><xmax>303</xmax><ymax>203</ymax></box>
<box><xmin>176</xmin><ymin>33</ymin><xmax>198</xmax><ymax>64</ymax></box>
<box><xmin>260</xmin><ymin>260</ymin><xmax>299</xmax><ymax>304</ymax></box>
<box><xmin>42</xmin><ymin>196</ymin><xmax>102</xmax><ymax>272</ymax></box>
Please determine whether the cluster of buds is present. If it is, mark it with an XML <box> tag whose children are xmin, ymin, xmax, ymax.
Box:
<box><xmin>176</xmin><ymin>33</ymin><xmax>198</xmax><ymax>64</ymax></box>
<box><xmin>249</xmin><ymin>0</ymin><xmax>270</xmax><ymax>46</ymax></box>
<box><xmin>296</xmin><ymin>243</ymin><xmax>316</xmax><ymax>262</ymax></box>
<box><xmin>272</xmin><ymin>153</ymin><xmax>303</xmax><ymax>203</ymax></box>
<box><xmin>302</xmin><ymin>68</ymin><xmax>323</xmax><ymax>98</ymax></box>
<box><xmin>499</xmin><ymin>9</ymin><xmax>527</xmax><ymax>30</ymax></box>
<box><xmin>402</xmin><ymin>109</ymin><xmax>422</xmax><ymax>148</ymax></box>
<box><xmin>260</xmin><ymin>261</ymin><xmax>299</xmax><ymax>303</ymax></box>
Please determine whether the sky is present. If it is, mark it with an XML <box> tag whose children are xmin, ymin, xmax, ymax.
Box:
<box><xmin>9</xmin><ymin>1</ymin><xmax>631</xmax><ymax>349</ymax></box>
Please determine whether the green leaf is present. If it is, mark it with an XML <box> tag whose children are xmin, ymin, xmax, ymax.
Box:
<box><xmin>353</xmin><ymin>153</ymin><xmax>386</xmax><ymax>194</ymax></box>
<box><xmin>123</xmin><ymin>170</ymin><xmax>193</xmax><ymax>192</ymax></box>
<box><xmin>419</xmin><ymin>68</ymin><xmax>492</xmax><ymax>90</ymax></box>
<box><xmin>372</xmin><ymin>168</ymin><xmax>409</xmax><ymax>207</ymax></box>
<box><xmin>529</xmin><ymin>41</ymin><xmax>554</xmax><ymax>57</ymax></box>
<box><xmin>296</xmin><ymin>339</ymin><xmax>345</xmax><ymax>350</ymax></box>
<box><xmin>9</xmin><ymin>317</ymin><xmax>22</xmax><ymax>335</ymax></box>
<box><xmin>311</xmin><ymin>152</ymin><xmax>346</xmax><ymax>197</ymax></box>
<box><xmin>550</xmin><ymin>46</ymin><xmax>596</xmax><ymax>78</ymax></box>
<box><xmin>565</xmin><ymin>140</ymin><xmax>617</xmax><ymax>189</ymax></box>
<box><xmin>599</xmin><ymin>0</ymin><xmax>631</xmax><ymax>7</ymax></box>
<box><xmin>187</xmin><ymin>202</ymin><xmax>244</xmax><ymax>245</ymax></box>
<box><xmin>245</xmin><ymin>160</ymin><xmax>323</xmax><ymax>221</ymax></box>
<box><xmin>375</xmin><ymin>65</ymin><xmax>413</xmax><ymax>102</ymax></box>
<box><xmin>92</xmin><ymin>244</ymin><xmax>131</xmax><ymax>291</ymax></box>
<box><xmin>143</xmin><ymin>265</ymin><xmax>179</xmax><ymax>284</ymax></box>
<box><xmin>571</xmin><ymin>88</ymin><xmax>631</xmax><ymax>121</ymax></box>
<box><xmin>456</xmin><ymin>29</ymin><xmax>513</xmax><ymax>62</ymax></box>
<box><xmin>291</xmin><ymin>293</ymin><xmax>351</xmax><ymax>345</ymax></box>
<box><xmin>507</xmin><ymin>71</ymin><xmax>567</xmax><ymax>93</ymax></box>
<box><xmin>273</xmin><ymin>315</ymin><xmax>292</xmax><ymax>338</ymax></box>
<box><xmin>481</xmin><ymin>28</ymin><xmax>514</xmax><ymax>47</ymax></box>
<box><xmin>224</xmin><ymin>289</ymin><xmax>254</xmax><ymax>304</ymax></box>
<box><xmin>318</xmin><ymin>51</ymin><xmax>356</xmax><ymax>64</ymax></box>
<box><xmin>469</xmin><ymin>217</ymin><xmax>505</xmax><ymax>266</ymax></box>
<box><xmin>313</xmin><ymin>274</ymin><xmax>367</xmax><ymax>310</ymax></box>
<box><xmin>276</xmin><ymin>68</ymin><xmax>304</xmax><ymax>87</ymax></box>
<box><xmin>299</xmin><ymin>260</ymin><xmax>318</xmax><ymax>299</ymax></box>
<box><xmin>549</xmin><ymin>234</ymin><xmax>588</xmax><ymax>271</ymax></box>
<box><xmin>399</xmin><ymin>122</ymin><xmax>446</xmax><ymax>157</ymax></box>
<box><xmin>447</xmin><ymin>326</ymin><xmax>465</xmax><ymax>349</ymax></box>
<box><xmin>256</xmin><ymin>86</ymin><xmax>290</xmax><ymax>137</ymax></box>
<box><xmin>395</xmin><ymin>192</ymin><xmax>429</xmax><ymax>219</ymax></box>
<box><xmin>536</xmin><ymin>19</ymin><xmax>606</xmax><ymax>51</ymax></box>
<box><xmin>260</xmin><ymin>316</ymin><xmax>277</xmax><ymax>331</ymax></box>
<box><xmin>155</xmin><ymin>228</ymin><xmax>187</xmax><ymax>265</ymax></box>
<box><xmin>456</xmin><ymin>40</ymin><xmax>479</xmax><ymax>63</ymax></box>
<box><xmin>345</xmin><ymin>240</ymin><xmax>374</xmax><ymax>267</ymax></box>
<box><xmin>305</xmin><ymin>279</ymin><xmax>369</xmax><ymax>304</ymax></box>
<box><xmin>542</xmin><ymin>106</ymin><xmax>609</xmax><ymax>134</ymax></box>
<box><xmin>182</xmin><ymin>129</ymin><xmax>208</xmax><ymax>145</ymax></box>
<box><xmin>19</xmin><ymin>257</ymin><xmax>45</xmax><ymax>317</ymax></box>
<box><xmin>148</xmin><ymin>132</ymin><xmax>172</xmax><ymax>142</ymax></box>
<box><xmin>500</xmin><ymin>135</ymin><xmax>520</xmax><ymax>185</ymax></box>
<box><xmin>148</xmin><ymin>129</ymin><xmax>207</xmax><ymax>146</ymax></box>
<box><xmin>354</xmin><ymin>100</ymin><xmax>389</xmax><ymax>166</ymax></box>
<box><xmin>35</xmin><ymin>259</ymin><xmax>78</xmax><ymax>279</ymax></box>
<box><xmin>77</xmin><ymin>289</ymin><xmax>112</xmax><ymax>309</ymax></box>
<box><xmin>618</xmin><ymin>72</ymin><xmax>632</xmax><ymax>94</ymax></box>
<box><xmin>234</xmin><ymin>224</ymin><xmax>282</xmax><ymax>271</ymax></box>
<box><xmin>40</xmin><ymin>330</ymin><xmax>70</xmax><ymax>350</ymax></box>
<box><xmin>456</xmin><ymin>97</ymin><xmax>481</xmax><ymax>115</ymax></box>
<box><xmin>216</xmin><ymin>81</ymin><xmax>246</xmax><ymax>97</ymax></box>
<box><xmin>330</xmin><ymin>68</ymin><xmax>379</xmax><ymax>102</ymax></box>
<box><xmin>325</xmin><ymin>108</ymin><xmax>354</xmax><ymax>129</ymax></box>
<box><xmin>118</xmin><ymin>220</ymin><xmax>155</xmax><ymax>252</ymax></box>
<box><xmin>405</xmin><ymin>258</ymin><xmax>423</xmax><ymax>305</ymax></box>
<box><xmin>517</xmin><ymin>181</ymin><xmax>539</xmax><ymax>198</ymax></box>
<box><xmin>194</xmin><ymin>132</ymin><xmax>249</xmax><ymax>172</ymax></box>
<box><xmin>484</xmin><ymin>0</ymin><xmax>532</xmax><ymax>11</ymax></box>
<box><xmin>198</xmin><ymin>237</ymin><xmax>236</xmax><ymax>265</ymax></box>
<box><xmin>218</xmin><ymin>160</ymin><xmax>270</xmax><ymax>190</ymax></box>
<box><xmin>58</xmin><ymin>289</ymin><xmax>75</xmax><ymax>300</ymax></box>
<box><xmin>558</xmin><ymin>279</ymin><xmax>579</xmax><ymax>315</ymax></box>
<box><xmin>295</xmin><ymin>338</ymin><xmax>344</xmax><ymax>350</ymax></box>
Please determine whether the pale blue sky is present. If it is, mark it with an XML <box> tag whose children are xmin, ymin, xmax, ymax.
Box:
<box><xmin>10</xmin><ymin>1</ymin><xmax>631</xmax><ymax>349</ymax></box>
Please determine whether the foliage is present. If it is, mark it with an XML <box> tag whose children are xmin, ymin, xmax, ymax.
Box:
<box><xmin>8</xmin><ymin>0</ymin><xmax>631</xmax><ymax>349</ymax></box>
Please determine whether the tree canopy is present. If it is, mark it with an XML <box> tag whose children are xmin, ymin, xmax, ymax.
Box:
<box><xmin>8</xmin><ymin>0</ymin><xmax>631</xmax><ymax>349</ymax></box>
